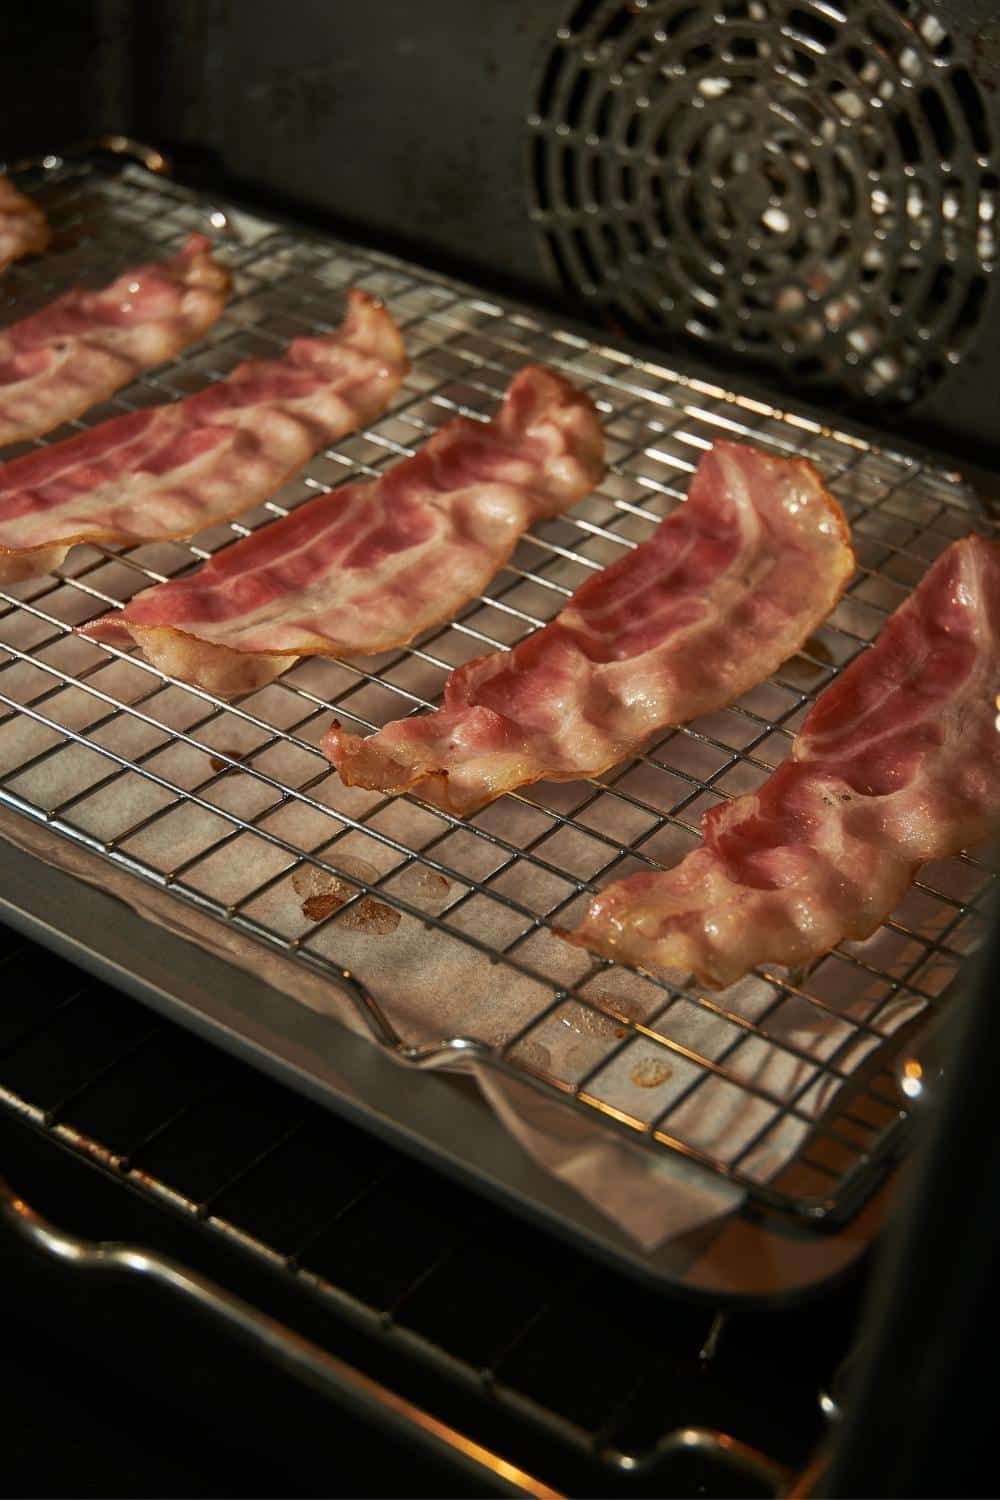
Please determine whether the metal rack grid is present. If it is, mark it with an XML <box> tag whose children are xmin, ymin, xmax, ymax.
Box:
<box><xmin>0</xmin><ymin>150</ymin><xmax>995</xmax><ymax>1226</ymax></box>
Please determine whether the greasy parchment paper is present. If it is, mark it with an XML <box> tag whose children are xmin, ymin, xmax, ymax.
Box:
<box><xmin>0</xmin><ymin>805</ymin><xmax>742</xmax><ymax>1249</ymax></box>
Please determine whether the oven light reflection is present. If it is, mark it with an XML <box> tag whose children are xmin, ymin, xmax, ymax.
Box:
<box><xmin>901</xmin><ymin>1059</ymin><xmax>924</xmax><ymax>1099</ymax></box>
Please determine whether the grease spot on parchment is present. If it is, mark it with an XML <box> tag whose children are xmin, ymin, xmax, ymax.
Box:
<box><xmin>630</xmin><ymin>1057</ymin><xmax>673</xmax><ymax>1089</ymax></box>
<box><xmin>395</xmin><ymin>864</ymin><xmax>451</xmax><ymax>901</ymax></box>
<box><xmin>564</xmin><ymin>995</ymin><xmax>647</xmax><ymax>1041</ymax></box>
<box><xmin>510</xmin><ymin>1038</ymin><xmax>552</xmax><ymax>1073</ymax></box>
<box><xmin>340</xmin><ymin>898</ymin><xmax>401</xmax><ymax>936</ymax></box>
<box><xmin>209</xmin><ymin>748</ymin><xmax>245</xmax><ymax>774</ymax></box>
<box><xmin>293</xmin><ymin>855</ymin><xmax>380</xmax><ymax>922</ymax></box>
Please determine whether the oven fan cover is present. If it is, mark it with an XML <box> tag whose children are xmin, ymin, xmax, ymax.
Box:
<box><xmin>528</xmin><ymin>0</ymin><xmax>996</xmax><ymax>406</ymax></box>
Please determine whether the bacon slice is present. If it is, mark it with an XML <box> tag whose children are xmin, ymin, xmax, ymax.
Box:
<box><xmin>324</xmin><ymin>441</ymin><xmax>854</xmax><ymax>815</ymax></box>
<box><xmin>0</xmin><ymin>233</ymin><xmax>230</xmax><ymax>449</ymax></box>
<box><xmin>570</xmin><ymin>533</ymin><xmax>1000</xmax><ymax>989</ymax></box>
<box><xmin>0</xmin><ymin>178</ymin><xmax>51</xmax><ymax>274</ymax></box>
<box><xmin>80</xmin><ymin>365</ymin><xmax>604</xmax><ymax>697</ymax></box>
<box><xmin>0</xmin><ymin>289</ymin><xmax>406</xmax><ymax>584</ymax></box>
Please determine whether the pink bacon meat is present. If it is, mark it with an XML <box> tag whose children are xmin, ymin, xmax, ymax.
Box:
<box><xmin>81</xmin><ymin>365</ymin><xmax>604</xmax><ymax>698</ymax></box>
<box><xmin>0</xmin><ymin>289</ymin><xmax>406</xmax><ymax>584</ymax></box>
<box><xmin>0</xmin><ymin>232</ymin><xmax>230</xmax><ymax>449</ymax></box>
<box><xmin>570</xmin><ymin>533</ymin><xmax>1000</xmax><ymax>989</ymax></box>
<box><xmin>325</xmin><ymin>440</ymin><xmax>854</xmax><ymax>814</ymax></box>
<box><xmin>0</xmin><ymin>178</ymin><xmax>51</xmax><ymax>274</ymax></box>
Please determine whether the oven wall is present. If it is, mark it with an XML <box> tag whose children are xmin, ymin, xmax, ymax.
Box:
<box><xmin>128</xmin><ymin>0</ymin><xmax>544</xmax><ymax>290</ymax></box>
<box><xmin>1</xmin><ymin>0</ymin><xmax>131</xmax><ymax>162</ymax></box>
<box><xmin>4</xmin><ymin>1</ymin><xmax>1000</xmax><ymax>469</ymax></box>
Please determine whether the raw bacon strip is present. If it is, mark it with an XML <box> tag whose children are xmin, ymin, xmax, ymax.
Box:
<box><xmin>0</xmin><ymin>233</ymin><xmax>230</xmax><ymax>448</ymax></box>
<box><xmin>0</xmin><ymin>289</ymin><xmax>406</xmax><ymax>583</ymax></box>
<box><xmin>81</xmin><ymin>365</ymin><xmax>604</xmax><ymax>697</ymax></box>
<box><xmin>570</xmin><ymin>534</ymin><xmax>1000</xmax><ymax>989</ymax></box>
<box><xmin>0</xmin><ymin>178</ymin><xmax>51</xmax><ymax>274</ymax></box>
<box><xmin>324</xmin><ymin>441</ymin><xmax>854</xmax><ymax>815</ymax></box>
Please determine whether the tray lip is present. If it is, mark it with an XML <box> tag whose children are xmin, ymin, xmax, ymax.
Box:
<box><xmin>0</xmin><ymin>137</ymin><xmax>975</xmax><ymax>1250</ymax></box>
<box><xmin>0</xmin><ymin>829</ymin><xmax>886</xmax><ymax>1305</ymax></box>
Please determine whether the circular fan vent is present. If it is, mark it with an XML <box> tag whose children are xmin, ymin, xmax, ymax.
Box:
<box><xmin>528</xmin><ymin>0</ymin><xmax>996</xmax><ymax>404</ymax></box>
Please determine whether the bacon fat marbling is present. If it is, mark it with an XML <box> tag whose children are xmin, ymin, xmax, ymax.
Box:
<box><xmin>569</xmin><ymin>533</ymin><xmax>1000</xmax><ymax>987</ymax></box>
<box><xmin>0</xmin><ymin>233</ymin><xmax>230</xmax><ymax>450</ymax></box>
<box><xmin>0</xmin><ymin>289</ymin><xmax>405</xmax><ymax>582</ymax></box>
<box><xmin>82</xmin><ymin>364</ymin><xmax>604</xmax><ymax>697</ymax></box>
<box><xmin>325</xmin><ymin>441</ymin><xmax>854</xmax><ymax>815</ymax></box>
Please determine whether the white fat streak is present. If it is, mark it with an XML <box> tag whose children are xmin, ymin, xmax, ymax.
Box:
<box><xmin>184</xmin><ymin>482</ymin><xmax>530</xmax><ymax>652</ymax></box>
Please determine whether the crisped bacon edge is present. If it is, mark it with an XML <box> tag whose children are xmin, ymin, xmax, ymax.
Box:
<box><xmin>0</xmin><ymin>290</ymin><xmax>406</xmax><ymax>585</ymax></box>
<box><xmin>0</xmin><ymin>178</ymin><xmax>51</xmax><ymax>272</ymax></box>
<box><xmin>87</xmin><ymin>621</ymin><xmax>299</xmax><ymax>697</ymax></box>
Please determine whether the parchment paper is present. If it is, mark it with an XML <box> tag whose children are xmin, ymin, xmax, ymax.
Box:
<box><xmin>0</xmin><ymin>806</ymin><xmax>743</xmax><ymax>1249</ymax></box>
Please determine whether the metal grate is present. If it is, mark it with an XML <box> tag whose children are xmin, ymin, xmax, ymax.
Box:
<box><xmin>0</xmin><ymin>150</ymin><xmax>995</xmax><ymax>1227</ymax></box>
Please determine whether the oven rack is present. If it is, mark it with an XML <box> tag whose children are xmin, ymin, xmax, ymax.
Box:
<box><xmin>0</xmin><ymin>918</ymin><xmax>846</xmax><ymax>1498</ymax></box>
<box><xmin>0</xmin><ymin>146</ymin><xmax>994</xmax><ymax>1228</ymax></box>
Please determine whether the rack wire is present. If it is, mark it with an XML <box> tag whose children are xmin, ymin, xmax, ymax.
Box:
<box><xmin>0</xmin><ymin>150</ymin><xmax>995</xmax><ymax>1226</ymax></box>
<box><xmin>0</xmin><ymin>922</ymin><xmax>817</xmax><ymax>1496</ymax></box>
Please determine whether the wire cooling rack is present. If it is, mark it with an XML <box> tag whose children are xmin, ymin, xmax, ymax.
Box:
<box><xmin>0</xmin><ymin>149</ymin><xmax>995</xmax><ymax>1227</ymax></box>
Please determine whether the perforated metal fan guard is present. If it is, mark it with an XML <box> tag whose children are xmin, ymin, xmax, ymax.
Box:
<box><xmin>529</xmin><ymin>0</ymin><xmax>997</xmax><ymax>405</ymax></box>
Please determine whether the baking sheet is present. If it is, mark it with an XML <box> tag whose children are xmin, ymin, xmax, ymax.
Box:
<box><xmin>0</xmin><ymin>152</ymin><xmax>995</xmax><ymax>1248</ymax></box>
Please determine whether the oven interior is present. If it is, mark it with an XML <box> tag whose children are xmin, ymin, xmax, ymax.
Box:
<box><xmin>2</xmin><ymin>3</ymin><xmax>1000</xmax><ymax>1495</ymax></box>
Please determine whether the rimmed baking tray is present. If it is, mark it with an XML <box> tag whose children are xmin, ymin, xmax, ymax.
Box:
<box><xmin>0</xmin><ymin>144</ymin><xmax>994</xmax><ymax>1296</ymax></box>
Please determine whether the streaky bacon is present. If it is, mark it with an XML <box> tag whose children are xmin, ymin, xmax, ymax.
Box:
<box><xmin>0</xmin><ymin>178</ymin><xmax>51</xmax><ymax>274</ymax></box>
<box><xmin>0</xmin><ymin>289</ymin><xmax>407</xmax><ymax>583</ymax></box>
<box><xmin>80</xmin><ymin>365</ymin><xmax>604</xmax><ymax>697</ymax></box>
<box><xmin>324</xmin><ymin>440</ymin><xmax>854</xmax><ymax>814</ymax></box>
<box><xmin>0</xmin><ymin>232</ymin><xmax>230</xmax><ymax>449</ymax></box>
<box><xmin>569</xmin><ymin>533</ymin><xmax>1000</xmax><ymax>989</ymax></box>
